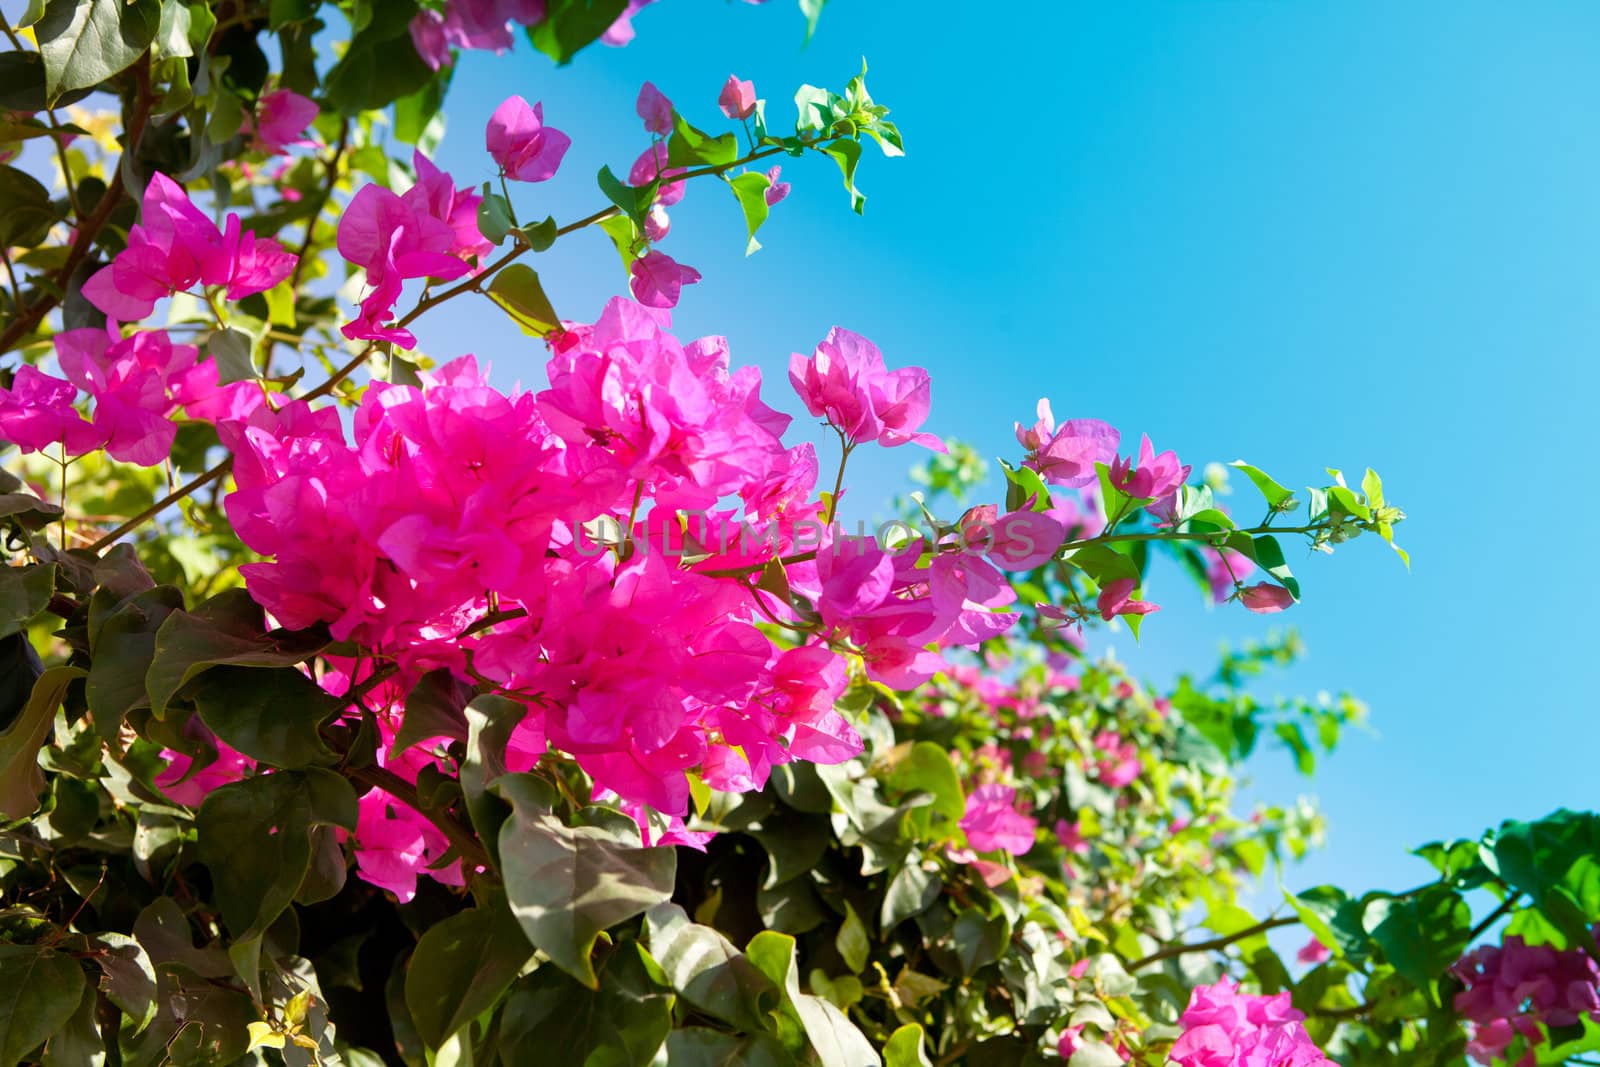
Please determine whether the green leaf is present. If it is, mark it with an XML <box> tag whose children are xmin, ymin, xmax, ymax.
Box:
<box><xmin>821</xmin><ymin>138</ymin><xmax>865</xmax><ymax>214</ymax></box>
<box><xmin>667</xmin><ymin>111</ymin><xmax>739</xmax><ymax>169</ymax></box>
<box><xmin>0</xmin><ymin>165</ymin><xmax>59</xmax><ymax>247</ymax></box>
<box><xmin>528</xmin><ymin>0</ymin><xmax>629</xmax><ymax>65</ymax></box>
<box><xmin>1486</xmin><ymin>810</ymin><xmax>1600</xmax><ymax>949</ymax></box>
<box><xmin>497</xmin><ymin>943</ymin><xmax>673</xmax><ymax>1066</ymax></box>
<box><xmin>395</xmin><ymin>668</ymin><xmax>472</xmax><ymax>755</ymax></box>
<box><xmin>744</xmin><ymin>929</ymin><xmax>880</xmax><ymax>1067</ymax></box>
<box><xmin>729</xmin><ymin>171</ymin><xmax>772</xmax><ymax>255</ymax></box>
<box><xmin>196</xmin><ymin>768</ymin><xmax>357</xmax><ymax>939</ymax></box>
<box><xmin>0</xmin><ymin>665</ymin><xmax>84</xmax><ymax>819</ymax></box>
<box><xmin>1250</xmin><ymin>535</ymin><xmax>1300</xmax><ymax>601</ymax></box>
<box><xmin>406</xmin><ymin>893</ymin><xmax>532</xmax><ymax>1049</ymax></box>
<box><xmin>798</xmin><ymin>0</ymin><xmax>827</xmax><ymax>43</ymax></box>
<box><xmin>36</xmin><ymin>0</ymin><xmax>160</xmax><ymax>100</ymax></box>
<box><xmin>145</xmin><ymin>588</ymin><xmax>326</xmax><ymax>717</ymax></box>
<box><xmin>486</xmin><ymin>263</ymin><xmax>561</xmax><ymax>337</ymax></box>
<box><xmin>881</xmin><ymin>860</ymin><xmax>939</xmax><ymax>931</ymax></box>
<box><xmin>883</xmin><ymin>1024</ymin><xmax>932</xmax><ymax>1067</ymax></box>
<box><xmin>878</xmin><ymin>740</ymin><xmax>965</xmax><ymax>844</ymax></box>
<box><xmin>91</xmin><ymin>932</ymin><xmax>157</xmax><ymax>1034</ymax></box>
<box><xmin>498</xmin><ymin>777</ymin><xmax>677</xmax><ymax>988</ymax></box>
<box><xmin>1230</xmin><ymin>460</ymin><xmax>1296</xmax><ymax>510</ymax></box>
<box><xmin>324</xmin><ymin>0</ymin><xmax>433</xmax><ymax>112</ymax></box>
<box><xmin>663</xmin><ymin>1029</ymin><xmax>797</xmax><ymax>1067</ymax></box>
<box><xmin>40</xmin><ymin>976</ymin><xmax>102</xmax><ymax>1067</ymax></box>
<box><xmin>0</xmin><ymin>944</ymin><xmax>85</xmax><ymax>1067</ymax></box>
<box><xmin>190</xmin><ymin>664</ymin><xmax>340</xmax><ymax>768</ymax></box>
<box><xmin>644</xmin><ymin>903</ymin><xmax>778</xmax><ymax>1032</ymax></box>
<box><xmin>85</xmin><ymin>585</ymin><xmax>183</xmax><ymax>736</ymax></box>
<box><xmin>597</xmin><ymin>164</ymin><xmax>651</xmax><ymax>226</ymax></box>
<box><xmin>0</xmin><ymin>564</ymin><xmax>54</xmax><ymax>640</ymax></box>
<box><xmin>1363</xmin><ymin>887</ymin><xmax>1472</xmax><ymax>999</ymax></box>
<box><xmin>206</xmin><ymin>327</ymin><xmax>257</xmax><ymax>383</ymax></box>
<box><xmin>835</xmin><ymin>901</ymin><xmax>870</xmax><ymax>973</ymax></box>
<box><xmin>518</xmin><ymin>215</ymin><xmax>560</xmax><ymax>252</ymax></box>
<box><xmin>478</xmin><ymin>189</ymin><xmax>515</xmax><ymax>246</ymax></box>
<box><xmin>598</xmin><ymin>213</ymin><xmax>642</xmax><ymax>268</ymax></box>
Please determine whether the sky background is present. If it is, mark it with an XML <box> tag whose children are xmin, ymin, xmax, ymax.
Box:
<box><xmin>408</xmin><ymin>1</ymin><xmax>1600</xmax><ymax>902</ymax></box>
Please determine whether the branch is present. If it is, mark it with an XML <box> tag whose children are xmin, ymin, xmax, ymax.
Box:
<box><xmin>1127</xmin><ymin>915</ymin><xmax>1300</xmax><ymax>970</ymax></box>
<box><xmin>0</xmin><ymin>60</ymin><xmax>155</xmax><ymax>355</ymax></box>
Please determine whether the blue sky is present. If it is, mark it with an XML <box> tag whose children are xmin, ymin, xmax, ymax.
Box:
<box><xmin>414</xmin><ymin>1</ymin><xmax>1600</xmax><ymax>900</ymax></box>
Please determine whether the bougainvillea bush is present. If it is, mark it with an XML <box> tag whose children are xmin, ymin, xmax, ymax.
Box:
<box><xmin>1</xmin><ymin>3</ymin><xmax>1597</xmax><ymax>1066</ymax></box>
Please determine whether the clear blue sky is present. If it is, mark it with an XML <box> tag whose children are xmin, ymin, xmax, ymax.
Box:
<box><xmin>413</xmin><ymin>1</ymin><xmax>1600</xmax><ymax>900</ymax></box>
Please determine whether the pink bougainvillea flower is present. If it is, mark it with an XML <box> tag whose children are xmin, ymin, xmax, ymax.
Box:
<box><xmin>1297</xmin><ymin>937</ymin><xmax>1332</xmax><ymax>964</ymax></box>
<box><xmin>636</xmin><ymin>80</ymin><xmax>674</xmax><ymax>134</ymax></box>
<box><xmin>1170</xmin><ymin>979</ymin><xmax>1334</xmax><ymax>1066</ymax></box>
<box><xmin>408</xmin><ymin>0</ymin><xmax>547</xmax><ymax>69</ymax></box>
<box><xmin>1093</xmin><ymin>730</ymin><xmax>1142</xmax><ymax>788</ymax></box>
<box><xmin>629</xmin><ymin>249</ymin><xmax>701</xmax><ymax>308</ymax></box>
<box><xmin>54</xmin><ymin>326</ymin><xmax>199</xmax><ymax>466</ymax></box>
<box><xmin>644</xmin><ymin>203</ymin><xmax>672</xmax><ymax>242</ymax></box>
<box><xmin>1016</xmin><ymin>398</ymin><xmax>1119</xmax><ymax>488</ymax></box>
<box><xmin>1239</xmin><ymin>582</ymin><xmax>1295</xmax><ymax>614</ymax></box>
<box><xmin>81</xmin><ymin>173</ymin><xmax>296</xmax><ymax>321</ymax></box>
<box><xmin>601</xmin><ymin>0</ymin><xmax>656</xmax><ymax>45</ymax></box>
<box><xmin>1097</xmin><ymin>578</ymin><xmax>1159</xmax><ymax>622</ymax></box>
<box><xmin>0</xmin><ymin>366</ymin><xmax>105</xmax><ymax>456</ymax></box>
<box><xmin>1451</xmin><ymin>935</ymin><xmax>1600</xmax><ymax>1065</ymax></box>
<box><xmin>336</xmin><ymin>155</ymin><xmax>487</xmax><ymax>346</ymax></box>
<box><xmin>1111</xmin><ymin>433</ymin><xmax>1192</xmax><ymax>501</ymax></box>
<box><xmin>629</xmin><ymin>141</ymin><xmax>687</xmax><ymax>206</ymax></box>
<box><xmin>250</xmin><ymin>89</ymin><xmax>319</xmax><ymax>154</ymax></box>
<box><xmin>960</xmin><ymin>783</ymin><xmax>1037</xmax><ymax>856</ymax></box>
<box><xmin>485</xmin><ymin>95</ymin><xmax>571</xmax><ymax>182</ymax></box>
<box><xmin>718</xmin><ymin>74</ymin><xmax>757</xmax><ymax>119</ymax></box>
<box><xmin>789</xmin><ymin>327</ymin><xmax>944</xmax><ymax>451</ymax></box>
<box><xmin>1055</xmin><ymin>818</ymin><xmax>1090</xmax><ymax>856</ymax></box>
<box><xmin>764</xmin><ymin>165</ymin><xmax>791</xmax><ymax>206</ymax></box>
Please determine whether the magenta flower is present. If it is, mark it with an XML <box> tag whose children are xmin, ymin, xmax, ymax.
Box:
<box><xmin>0</xmin><ymin>366</ymin><xmax>104</xmax><ymax>456</ymax></box>
<box><xmin>1111</xmin><ymin>433</ymin><xmax>1191</xmax><ymax>500</ymax></box>
<box><xmin>1055</xmin><ymin>818</ymin><xmax>1090</xmax><ymax>856</ymax></box>
<box><xmin>1092</xmin><ymin>730</ymin><xmax>1142</xmax><ymax>788</ymax></box>
<box><xmin>601</xmin><ymin>0</ymin><xmax>656</xmax><ymax>46</ymax></box>
<box><xmin>718</xmin><ymin>74</ymin><xmax>757</xmax><ymax>119</ymax></box>
<box><xmin>1239</xmin><ymin>583</ymin><xmax>1295</xmax><ymax>614</ymax></box>
<box><xmin>1097</xmin><ymin>578</ymin><xmax>1159</xmax><ymax>622</ymax></box>
<box><xmin>407</xmin><ymin>0</ymin><xmax>547</xmax><ymax>69</ymax></box>
<box><xmin>250</xmin><ymin>89</ymin><xmax>319</xmax><ymax>154</ymax></box>
<box><xmin>486</xmin><ymin>96</ymin><xmax>571</xmax><ymax>182</ymax></box>
<box><xmin>637</xmin><ymin>81</ymin><xmax>673</xmax><ymax>134</ymax></box>
<box><xmin>629</xmin><ymin>141</ymin><xmax>687</xmax><ymax>205</ymax></box>
<box><xmin>336</xmin><ymin>154</ymin><xmax>487</xmax><ymax>346</ymax></box>
<box><xmin>960</xmin><ymin>783</ymin><xmax>1037</xmax><ymax>856</ymax></box>
<box><xmin>1016</xmin><ymin>398</ymin><xmax>1119</xmax><ymax>488</ymax></box>
<box><xmin>1170</xmin><ymin>979</ymin><xmax>1334</xmax><ymax>1067</ymax></box>
<box><xmin>628</xmin><ymin>250</ymin><xmax>701</xmax><ymax>308</ymax></box>
<box><xmin>81</xmin><ymin>173</ymin><xmax>296</xmax><ymax>321</ymax></box>
<box><xmin>788</xmin><ymin>327</ymin><xmax>944</xmax><ymax>451</ymax></box>
<box><xmin>764</xmin><ymin>165</ymin><xmax>791</xmax><ymax>206</ymax></box>
<box><xmin>55</xmin><ymin>326</ymin><xmax>199</xmax><ymax>466</ymax></box>
<box><xmin>1297</xmin><ymin>937</ymin><xmax>1332</xmax><ymax>965</ymax></box>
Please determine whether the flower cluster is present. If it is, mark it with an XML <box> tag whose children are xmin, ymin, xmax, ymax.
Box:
<box><xmin>1451</xmin><ymin>935</ymin><xmax>1600</xmax><ymax>1066</ymax></box>
<box><xmin>1169</xmin><ymin>979</ymin><xmax>1336</xmax><ymax>1066</ymax></box>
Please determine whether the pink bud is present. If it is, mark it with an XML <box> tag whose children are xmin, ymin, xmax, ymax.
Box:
<box><xmin>718</xmin><ymin>75</ymin><xmax>756</xmax><ymax>120</ymax></box>
<box><xmin>1239</xmin><ymin>583</ymin><xmax>1295</xmax><ymax>613</ymax></box>
<box><xmin>636</xmin><ymin>81</ymin><xmax>673</xmax><ymax>135</ymax></box>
